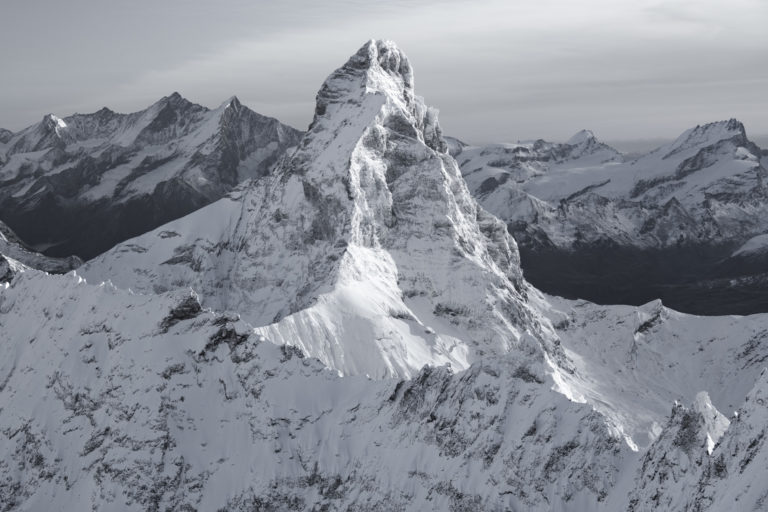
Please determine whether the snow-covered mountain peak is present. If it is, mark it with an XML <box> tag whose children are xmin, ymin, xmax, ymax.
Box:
<box><xmin>220</xmin><ymin>95</ymin><xmax>242</xmax><ymax>110</ymax></box>
<box><xmin>82</xmin><ymin>40</ymin><xmax>558</xmax><ymax>378</ymax></box>
<box><xmin>311</xmin><ymin>40</ymin><xmax>425</xmax><ymax>141</ymax></box>
<box><xmin>0</xmin><ymin>93</ymin><xmax>302</xmax><ymax>258</ymax></box>
<box><xmin>354</xmin><ymin>39</ymin><xmax>414</xmax><ymax>93</ymax></box>
<box><xmin>566</xmin><ymin>129</ymin><xmax>596</xmax><ymax>146</ymax></box>
<box><xmin>662</xmin><ymin>118</ymin><xmax>747</xmax><ymax>159</ymax></box>
<box><xmin>43</xmin><ymin>113</ymin><xmax>67</xmax><ymax>131</ymax></box>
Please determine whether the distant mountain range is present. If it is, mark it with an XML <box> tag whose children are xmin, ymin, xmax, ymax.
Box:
<box><xmin>452</xmin><ymin>121</ymin><xmax>768</xmax><ymax>314</ymax></box>
<box><xmin>0</xmin><ymin>93</ymin><xmax>302</xmax><ymax>259</ymax></box>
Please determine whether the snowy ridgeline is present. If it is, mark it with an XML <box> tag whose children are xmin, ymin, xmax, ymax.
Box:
<box><xmin>0</xmin><ymin>92</ymin><xmax>302</xmax><ymax>259</ymax></box>
<box><xmin>2</xmin><ymin>40</ymin><xmax>768</xmax><ymax>510</ymax></box>
<box><xmin>457</xmin><ymin>118</ymin><xmax>768</xmax><ymax>250</ymax></box>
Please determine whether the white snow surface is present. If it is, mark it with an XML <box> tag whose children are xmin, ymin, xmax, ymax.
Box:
<box><xmin>4</xmin><ymin>264</ymin><xmax>768</xmax><ymax>510</ymax></box>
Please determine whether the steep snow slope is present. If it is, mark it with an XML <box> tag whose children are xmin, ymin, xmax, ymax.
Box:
<box><xmin>540</xmin><ymin>293</ymin><xmax>768</xmax><ymax>448</ymax></box>
<box><xmin>83</xmin><ymin>40</ymin><xmax>562</xmax><ymax>379</ymax></box>
<box><xmin>0</xmin><ymin>94</ymin><xmax>302</xmax><ymax>259</ymax></box>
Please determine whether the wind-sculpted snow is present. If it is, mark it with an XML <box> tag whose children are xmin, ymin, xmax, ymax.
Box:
<box><xmin>83</xmin><ymin>40</ymin><xmax>561</xmax><ymax>379</ymax></box>
<box><xmin>0</xmin><ymin>94</ymin><xmax>302</xmax><ymax>259</ymax></box>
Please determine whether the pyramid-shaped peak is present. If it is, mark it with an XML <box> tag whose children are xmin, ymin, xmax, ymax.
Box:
<box><xmin>82</xmin><ymin>40</ymin><xmax>553</xmax><ymax>379</ymax></box>
<box><xmin>688</xmin><ymin>118</ymin><xmax>746</xmax><ymax>141</ymax></box>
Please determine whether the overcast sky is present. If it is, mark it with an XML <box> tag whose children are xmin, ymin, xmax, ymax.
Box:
<box><xmin>1</xmin><ymin>0</ymin><xmax>766</xmax><ymax>144</ymax></box>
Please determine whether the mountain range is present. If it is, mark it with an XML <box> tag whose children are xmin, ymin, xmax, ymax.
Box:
<box><xmin>0</xmin><ymin>93</ymin><xmax>302</xmax><ymax>259</ymax></box>
<box><xmin>453</xmin><ymin>122</ymin><xmax>768</xmax><ymax>314</ymax></box>
<box><xmin>1</xmin><ymin>40</ymin><xmax>768</xmax><ymax>510</ymax></box>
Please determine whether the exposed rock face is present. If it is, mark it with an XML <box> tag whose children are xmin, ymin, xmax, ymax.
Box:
<box><xmin>0</xmin><ymin>94</ymin><xmax>302</xmax><ymax>259</ymax></box>
<box><xmin>82</xmin><ymin>40</ymin><xmax>559</xmax><ymax>379</ymax></box>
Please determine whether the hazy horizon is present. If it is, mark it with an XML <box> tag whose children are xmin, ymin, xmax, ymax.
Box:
<box><xmin>2</xmin><ymin>0</ymin><xmax>766</xmax><ymax>143</ymax></box>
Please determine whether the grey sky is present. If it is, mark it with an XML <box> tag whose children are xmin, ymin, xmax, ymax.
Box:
<box><xmin>1</xmin><ymin>0</ymin><xmax>767</xmax><ymax>144</ymax></box>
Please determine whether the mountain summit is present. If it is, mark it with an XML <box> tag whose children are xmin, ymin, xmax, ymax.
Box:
<box><xmin>83</xmin><ymin>40</ymin><xmax>560</xmax><ymax>378</ymax></box>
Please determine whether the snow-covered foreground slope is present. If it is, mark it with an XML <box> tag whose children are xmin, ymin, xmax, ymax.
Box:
<box><xmin>0</xmin><ymin>94</ymin><xmax>302</xmax><ymax>259</ymax></box>
<box><xmin>3</xmin><ymin>268</ymin><xmax>768</xmax><ymax>510</ymax></box>
<box><xmin>82</xmin><ymin>40</ymin><xmax>562</xmax><ymax>379</ymax></box>
<box><xmin>0</xmin><ymin>269</ymin><xmax>629</xmax><ymax>511</ymax></box>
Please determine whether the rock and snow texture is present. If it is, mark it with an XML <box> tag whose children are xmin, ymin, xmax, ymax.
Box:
<box><xmin>0</xmin><ymin>269</ymin><xmax>636</xmax><ymax>511</ymax></box>
<box><xmin>458</xmin><ymin>119</ymin><xmax>767</xmax><ymax>250</ymax></box>
<box><xmin>456</xmin><ymin>122</ymin><xmax>768</xmax><ymax>314</ymax></box>
<box><xmin>5</xmin><ymin>260</ymin><xmax>768</xmax><ymax>510</ymax></box>
<box><xmin>4</xmin><ymin>39</ymin><xmax>768</xmax><ymax>510</ymax></box>
<box><xmin>0</xmin><ymin>94</ymin><xmax>302</xmax><ymax>259</ymax></box>
<box><xmin>0</xmin><ymin>219</ymin><xmax>81</xmax><ymax>275</ymax></box>
<box><xmin>541</xmin><ymin>293</ymin><xmax>768</xmax><ymax>449</ymax></box>
<box><xmin>82</xmin><ymin>39</ymin><xmax>562</xmax><ymax>379</ymax></box>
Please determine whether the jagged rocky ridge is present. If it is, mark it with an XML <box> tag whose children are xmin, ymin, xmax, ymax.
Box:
<box><xmin>3</xmin><ymin>40</ymin><xmax>768</xmax><ymax>510</ymax></box>
<box><xmin>456</xmin><ymin>123</ymin><xmax>768</xmax><ymax>314</ymax></box>
<box><xmin>0</xmin><ymin>94</ymin><xmax>302</xmax><ymax>259</ymax></box>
